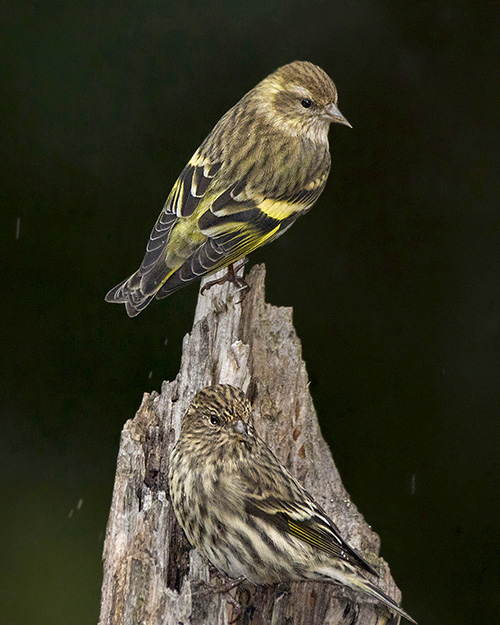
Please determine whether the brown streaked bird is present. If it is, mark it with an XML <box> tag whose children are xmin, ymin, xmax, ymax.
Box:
<box><xmin>169</xmin><ymin>385</ymin><xmax>416</xmax><ymax>623</ymax></box>
<box><xmin>105</xmin><ymin>61</ymin><xmax>351</xmax><ymax>316</ymax></box>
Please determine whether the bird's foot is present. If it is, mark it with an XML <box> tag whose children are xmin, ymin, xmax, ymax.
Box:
<box><xmin>201</xmin><ymin>259</ymin><xmax>250</xmax><ymax>299</ymax></box>
<box><xmin>192</xmin><ymin>576</ymin><xmax>245</xmax><ymax>622</ymax></box>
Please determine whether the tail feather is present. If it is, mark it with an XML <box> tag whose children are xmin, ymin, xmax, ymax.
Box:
<box><xmin>358</xmin><ymin>577</ymin><xmax>416</xmax><ymax>624</ymax></box>
<box><xmin>105</xmin><ymin>271</ymin><xmax>157</xmax><ymax>318</ymax></box>
<box><xmin>319</xmin><ymin>565</ymin><xmax>416</xmax><ymax>624</ymax></box>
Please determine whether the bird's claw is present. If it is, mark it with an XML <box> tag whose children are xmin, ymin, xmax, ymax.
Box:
<box><xmin>201</xmin><ymin>259</ymin><xmax>250</xmax><ymax>299</ymax></box>
<box><xmin>192</xmin><ymin>576</ymin><xmax>245</xmax><ymax>622</ymax></box>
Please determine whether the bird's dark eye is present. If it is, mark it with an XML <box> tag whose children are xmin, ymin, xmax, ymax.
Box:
<box><xmin>209</xmin><ymin>414</ymin><xmax>220</xmax><ymax>426</ymax></box>
<box><xmin>301</xmin><ymin>98</ymin><xmax>312</xmax><ymax>108</ymax></box>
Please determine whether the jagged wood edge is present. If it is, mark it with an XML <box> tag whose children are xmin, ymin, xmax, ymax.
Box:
<box><xmin>98</xmin><ymin>264</ymin><xmax>403</xmax><ymax>625</ymax></box>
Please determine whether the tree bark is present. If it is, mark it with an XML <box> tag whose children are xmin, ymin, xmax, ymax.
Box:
<box><xmin>99</xmin><ymin>264</ymin><xmax>403</xmax><ymax>625</ymax></box>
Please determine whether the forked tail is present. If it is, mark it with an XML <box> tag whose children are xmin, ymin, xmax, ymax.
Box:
<box><xmin>105</xmin><ymin>271</ymin><xmax>156</xmax><ymax>317</ymax></box>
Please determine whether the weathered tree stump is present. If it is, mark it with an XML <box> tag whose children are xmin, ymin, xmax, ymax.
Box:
<box><xmin>99</xmin><ymin>264</ymin><xmax>403</xmax><ymax>625</ymax></box>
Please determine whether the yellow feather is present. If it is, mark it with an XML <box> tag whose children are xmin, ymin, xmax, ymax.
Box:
<box><xmin>258</xmin><ymin>197</ymin><xmax>306</xmax><ymax>221</ymax></box>
<box><xmin>188</xmin><ymin>150</ymin><xmax>206</xmax><ymax>168</ymax></box>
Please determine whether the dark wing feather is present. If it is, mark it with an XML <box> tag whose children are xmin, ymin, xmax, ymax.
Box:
<box><xmin>156</xmin><ymin>171</ymin><xmax>328</xmax><ymax>297</ymax></box>
<box><xmin>196</xmin><ymin>173</ymin><xmax>329</xmax><ymax>259</ymax></box>
<box><xmin>246</xmin><ymin>495</ymin><xmax>377</xmax><ymax>576</ymax></box>
<box><xmin>138</xmin><ymin>155</ymin><xmax>222</xmax><ymax>278</ymax></box>
<box><xmin>138</xmin><ymin>137</ymin><xmax>330</xmax><ymax>298</ymax></box>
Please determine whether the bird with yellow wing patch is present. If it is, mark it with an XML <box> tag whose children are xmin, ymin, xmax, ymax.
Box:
<box><xmin>106</xmin><ymin>61</ymin><xmax>350</xmax><ymax>317</ymax></box>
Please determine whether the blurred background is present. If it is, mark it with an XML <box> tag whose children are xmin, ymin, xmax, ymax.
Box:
<box><xmin>2</xmin><ymin>1</ymin><xmax>499</xmax><ymax>623</ymax></box>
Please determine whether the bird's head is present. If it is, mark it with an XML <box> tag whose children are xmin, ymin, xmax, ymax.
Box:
<box><xmin>180</xmin><ymin>384</ymin><xmax>255</xmax><ymax>450</ymax></box>
<box><xmin>254</xmin><ymin>60</ymin><xmax>351</xmax><ymax>143</ymax></box>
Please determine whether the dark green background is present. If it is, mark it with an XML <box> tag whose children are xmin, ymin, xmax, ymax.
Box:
<box><xmin>2</xmin><ymin>2</ymin><xmax>499</xmax><ymax>623</ymax></box>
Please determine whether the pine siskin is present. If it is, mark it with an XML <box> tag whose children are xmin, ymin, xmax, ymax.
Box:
<box><xmin>169</xmin><ymin>385</ymin><xmax>416</xmax><ymax>623</ymax></box>
<box><xmin>106</xmin><ymin>61</ymin><xmax>350</xmax><ymax>316</ymax></box>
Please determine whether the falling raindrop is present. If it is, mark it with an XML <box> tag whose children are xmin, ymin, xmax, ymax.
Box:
<box><xmin>77</xmin><ymin>498</ymin><xmax>83</xmax><ymax>510</ymax></box>
<box><xmin>15</xmin><ymin>217</ymin><xmax>21</xmax><ymax>240</ymax></box>
<box><xmin>148</xmin><ymin>371</ymin><xmax>153</xmax><ymax>379</ymax></box>
<box><xmin>410</xmin><ymin>473</ymin><xmax>416</xmax><ymax>496</ymax></box>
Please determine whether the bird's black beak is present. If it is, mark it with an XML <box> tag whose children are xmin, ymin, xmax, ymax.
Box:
<box><xmin>233</xmin><ymin>419</ymin><xmax>249</xmax><ymax>442</ymax></box>
<box><xmin>325</xmin><ymin>103</ymin><xmax>352</xmax><ymax>128</ymax></box>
